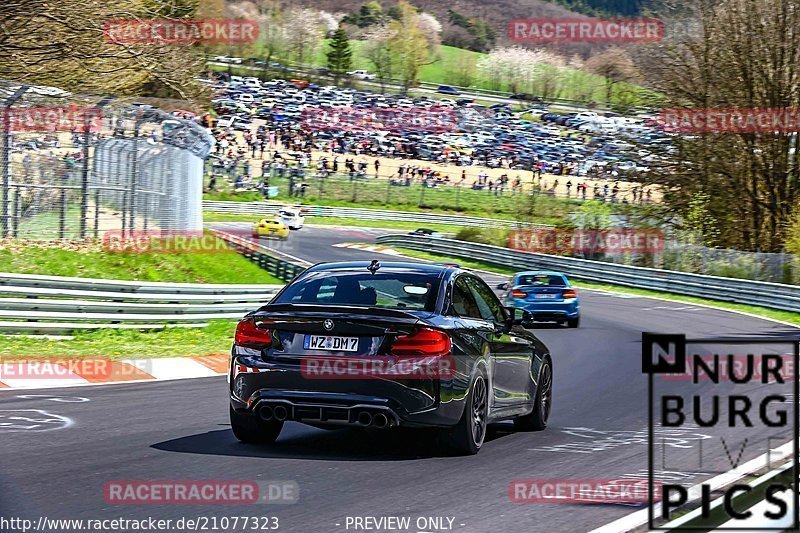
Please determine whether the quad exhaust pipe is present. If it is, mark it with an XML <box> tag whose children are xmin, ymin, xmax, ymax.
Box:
<box><xmin>356</xmin><ymin>410</ymin><xmax>391</xmax><ymax>429</ymax></box>
<box><xmin>372</xmin><ymin>413</ymin><xmax>389</xmax><ymax>429</ymax></box>
<box><xmin>259</xmin><ymin>404</ymin><xmax>288</xmax><ymax>422</ymax></box>
<box><xmin>273</xmin><ymin>405</ymin><xmax>288</xmax><ymax>421</ymax></box>
<box><xmin>259</xmin><ymin>403</ymin><xmax>394</xmax><ymax>428</ymax></box>
<box><xmin>356</xmin><ymin>411</ymin><xmax>373</xmax><ymax>426</ymax></box>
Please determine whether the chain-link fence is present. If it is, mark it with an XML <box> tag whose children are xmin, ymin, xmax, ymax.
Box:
<box><xmin>0</xmin><ymin>80</ymin><xmax>214</xmax><ymax>240</ymax></box>
<box><xmin>204</xmin><ymin>159</ymin><xmax>652</xmax><ymax>221</ymax></box>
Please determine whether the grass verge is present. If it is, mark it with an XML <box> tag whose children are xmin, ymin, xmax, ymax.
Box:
<box><xmin>392</xmin><ymin>247</ymin><xmax>800</xmax><ymax>326</ymax></box>
<box><xmin>0</xmin><ymin>239</ymin><xmax>282</xmax><ymax>284</ymax></box>
<box><xmin>0</xmin><ymin>320</ymin><xmax>236</xmax><ymax>359</ymax></box>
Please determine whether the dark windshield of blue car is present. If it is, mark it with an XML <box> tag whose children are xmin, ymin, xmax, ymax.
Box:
<box><xmin>516</xmin><ymin>274</ymin><xmax>567</xmax><ymax>287</ymax></box>
<box><xmin>274</xmin><ymin>271</ymin><xmax>441</xmax><ymax>311</ymax></box>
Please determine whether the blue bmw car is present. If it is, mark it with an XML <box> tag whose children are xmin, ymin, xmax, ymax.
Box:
<box><xmin>498</xmin><ymin>271</ymin><xmax>580</xmax><ymax>328</ymax></box>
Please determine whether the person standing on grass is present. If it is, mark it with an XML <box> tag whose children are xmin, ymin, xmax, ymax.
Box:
<box><xmin>374</xmin><ymin>158</ymin><xmax>380</xmax><ymax>178</ymax></box>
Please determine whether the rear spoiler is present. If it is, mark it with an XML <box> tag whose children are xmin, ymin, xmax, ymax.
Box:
<box><xmin>253</xmin><ymin>303</ymin><xmax>429</xmax><ymax>321</ymax></box>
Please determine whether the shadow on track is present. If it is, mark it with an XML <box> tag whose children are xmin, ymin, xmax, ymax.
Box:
<box><xmin>151</xmin><ymin>422</ymin><xmax>513</xmax><ymax>462</ymax></box>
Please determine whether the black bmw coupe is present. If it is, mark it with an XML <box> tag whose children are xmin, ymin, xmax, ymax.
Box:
<box><xmin>229</xmin><ymin>261</ymin><xmax>552</xmax><ymax>455</ymax></box>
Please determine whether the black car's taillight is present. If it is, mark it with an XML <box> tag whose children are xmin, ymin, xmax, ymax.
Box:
<box><xmin>390</xmin><ymin>328</ymin><xmax>451</xmax><ymax>357</ymax></box>
<box><xmin>234</xmin><ymin>318</ymin><xmax>272</xmax><ymax>349</ymax></box>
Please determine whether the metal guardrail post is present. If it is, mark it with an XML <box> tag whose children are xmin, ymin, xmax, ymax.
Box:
<box><xmin>1</xmin><ymin>85</ymin><xmax>28</xmax><ymax>238</ymax></box>
<box><xmin>59</xmin><ymin>187</ymin><xmax>67</xmax><ymax>239</ymax></box>
<box><xmin>127</xmin><ymin>117</ymin><xmax>141</xmax><ymax>235</ymax></box>
<box><xmin>80</xmin><ymin>97</ymin><xmax>111</xmax><ymax>239</ymax></box>
<box><xmin>93</xmin><ymin>189</ymin><xmax>100</xmax><ymax>239</ymax></box>
<box><xmin>121</xmin><ymin>190</ymin><xmax>128</xmax><ymax>237</ymax></box>
<box><xmin>11</xmin><ymin>186</ymin><xmax>19</xmax><ymax>238</ymax></box>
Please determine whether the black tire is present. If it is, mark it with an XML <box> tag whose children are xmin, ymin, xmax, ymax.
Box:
<box><xmin>514</xmin><ymin>359</ymin><xmax>552</xmax><ymax>431</ymax></box>
<box><xmin>229</xmin><ymin>406</ymin><xmax>283</xmax><ymax>444</ymax></box>
<box><xmin>440</xmin><ymin>372</ymin><xmax>488</xmax><ymax>455</ymax></box>
<box><xmin>567</xmin><ymin>316</ymin><xmax>580</xmax><ymax>328</ymax></box>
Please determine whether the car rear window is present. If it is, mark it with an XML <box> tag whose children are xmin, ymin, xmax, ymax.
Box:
<box><xmin>274</xmin><ymin>271</ymin><xmax>441</xmax><ymax>311</ymax></box>
<box><xmin>516</xmin><ymin>274</ymin><xmax>567</xmax><ymax>287</ymax></box>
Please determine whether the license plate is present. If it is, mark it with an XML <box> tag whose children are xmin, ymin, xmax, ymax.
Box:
<box><xmin>304</xmin><ymin>335</ymin><xmax>359</xmax><ymax>352</ymax></box>
<box><xmin>534</xmin><ymin>294</ymin><xmax>557</xmax><ymax>299</ymax></box>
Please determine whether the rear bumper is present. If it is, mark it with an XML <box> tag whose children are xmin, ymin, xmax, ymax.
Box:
<box><xmin>229</xmin><ymin>355</ymin><xmax>468</xmax><ymax>428</ymax></box>
<box><xmin>234</xmin><ymin>390</ymin><xmax>402</xmax><ymax>429</ymax></box>
<box><xmin>510</xmin><ymin>299</ymin><xmax>580</xmax><ymax>321</ymax></box>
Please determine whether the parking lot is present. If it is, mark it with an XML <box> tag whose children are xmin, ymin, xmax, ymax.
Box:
<box><xmin>203</xmin><ymin>75</ymin><xmax>667</xmax><ymax>205</ymax></box>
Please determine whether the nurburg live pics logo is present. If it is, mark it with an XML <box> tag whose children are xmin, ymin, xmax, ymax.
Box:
<box><xmin>642</xmin><ymin>333</ymin><xmax>800</xmax><ymax>530</ymax></box>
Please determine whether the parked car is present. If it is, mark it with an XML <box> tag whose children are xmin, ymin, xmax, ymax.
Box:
<box><xmin>436</xmin><ymin>85</ymin><xmax>461</xmax><ymax>95</ymax></box>
<box><xmin>347</xmin><ymin>70</ymin><xmax>377</xmax><ymax>80</ymax></box>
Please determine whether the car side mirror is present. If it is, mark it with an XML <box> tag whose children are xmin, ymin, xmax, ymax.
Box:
<box><xmin>497</xmin><ymin>282</ymin><xmax>509</xmax><ymax>290</ymax></box>
<box><xmin>505</xmin><ymin>307</ymin><xmax>534</xmax><ymax>328</ymax></box>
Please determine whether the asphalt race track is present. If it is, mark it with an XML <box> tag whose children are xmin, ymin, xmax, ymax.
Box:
<box><xmin>0</xmin><ymin>224</ymin><xmax>796</xmax><ymax>533</ymax></box>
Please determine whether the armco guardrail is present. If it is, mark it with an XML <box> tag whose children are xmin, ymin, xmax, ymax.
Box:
<box><xmin>210</xmin><ymin>228</ymin><xmax>307</xmax><ymax>281</ymax></box>
<box><xmin>0</xmin><ymin>272</ymin><xmax>280</xmax><ymax>295</ymax></box>
<box><xmin>376</xmin><ymin>234</ymin><xmax>800</xmax><ymax>313</ymax></box>
<box><xmin>0</xmin><ymin>273</ymin><xmax>282</xmax><ymax>334</ymax></box>
<box><xmin>204</xmin><ymin>200</ymin><xmax>549</xmax><ymax>229</ymax></box>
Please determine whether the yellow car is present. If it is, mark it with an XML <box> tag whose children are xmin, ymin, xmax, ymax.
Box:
<box><xmin>252</xmin><ymin>218</ymin><xmax>289</xmax><ymax>240</ymax></box>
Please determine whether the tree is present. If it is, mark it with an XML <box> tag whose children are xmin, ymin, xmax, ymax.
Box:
<box><xmin>0</xmin><ymin>0</ymin><xmax>208</xmax><ymax>99</ymax></box>
<box><xmin>363</xmin><ymin>24</ymin><xmax>396</xmax><ymax>92</ymax></box>
<box><xmin>387</xmin><ymin>1</ymin><xmax>440</xmax><ymax>91</ymax></box>
<box><xmin>251</xmin><ymin>0</ymin><xmax>286</xmax><ymax>77</ymax></box>
<box><xmin>284</xmin><ymin>7</ymin><xmax>323</xmax><ymax>66</ymax></box>
<box><xmin>326</xmin><ymin>28</ymin><xmax>353</xmax><ymax>84</ymax></box>
<box><xmin>585</xmin><ymin>47</ymin><xmax>640</xmax><ymax>104</ymax></box>
<box><xmin>448</xmin><ymin>52</ymin><xmax>477</xmax><ymax>87</ymax></box>
<box><xmin>638</xmin><ymin>0</ymin><xmax>800</xmax><ymax>252</ymax></box>
<box><xmin>477</xmin><ymin>47</ymin><xmax>564</xmax><ymax>95</ymax></box>
<box><xmin>343</xmin><ymin>1</ymin><xmax>383</xmax><ymax>28</ymax></box>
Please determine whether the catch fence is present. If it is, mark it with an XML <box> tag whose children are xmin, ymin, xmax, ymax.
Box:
<box><xmin>0</xmin><ymin>80</ymin><xmax>214</xmax><ymax>240</ymax></box>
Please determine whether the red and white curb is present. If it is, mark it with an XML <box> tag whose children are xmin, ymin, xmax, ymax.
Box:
<box><xmin>332</xmin><ymin>243</ymin><xmax>403</xmax><ymax>255</ymax></box>
<box><xmin>0</xmin><ymin>355</ymin><xmax>229</xmax><ymax>389</ymax></box>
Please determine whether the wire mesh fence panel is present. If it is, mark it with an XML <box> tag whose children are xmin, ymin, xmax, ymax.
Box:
<box><xmin>0</xmin><ymin>80</ymin><xmax>214</xmax><ymax>240</ymax></box>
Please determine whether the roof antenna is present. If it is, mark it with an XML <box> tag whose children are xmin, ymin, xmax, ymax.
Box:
<box><xmin>367</xmin><ymin>259</ymin><xmax>381</xmax><ymax>275</ymax></box>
